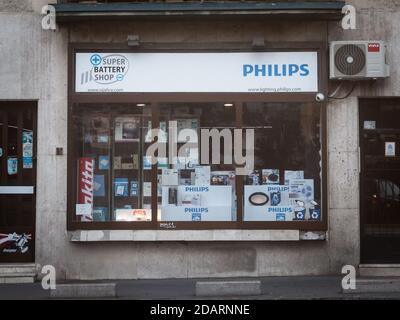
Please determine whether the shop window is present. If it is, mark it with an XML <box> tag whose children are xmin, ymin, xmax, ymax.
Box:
<box><xmin>69</xmin><ymin>102</ymin><xmax>324</xmax><ymax>228</ymax></box>
<box><xmin>157</xmin><ymin>103</ymin><xmax>236</xmax><ymax>222</ymax></box>
<box><xmin>71</xmin><ymin>104</ymin><xmax>152</xmax><ymax>222</ymax></box>
<box><xmin>243</xmin><ymin>103</ymin><xmax>322</xmax><ymax>222</ymax></box>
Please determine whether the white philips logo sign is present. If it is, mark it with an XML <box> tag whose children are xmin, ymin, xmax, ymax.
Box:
<box><xmin>75</xmin><ymin>52</ymin><xmax>318</xmax><ymax>93</ymax></box>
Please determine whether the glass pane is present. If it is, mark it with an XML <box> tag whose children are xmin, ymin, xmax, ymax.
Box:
<box><xmin>243</xmin><ymin>102</ymin><xmax>322</xmax><ymax>222</ymax></box>
<box><xmin>157</xmin><ymin>103</ymin><xmax>236</xmax><ymax>222</ymax></box>
<box><xmin>361</xmin><ymin>99</ymin><xmax>400</xmax><ymax>130</ymax></box>
<box><xmin>72</xmin><ymin>104</ymin><xmax>152</xmax><ymax>222</ymax></box>
<box><xmin>22</xmin><ymin>108</ymin><xmax>34</xmax><ymax>185</ymax></box>
<box><xmin>7</xmin><ymin>110</ymin><xmax>18</xmax><ymax>185</ymax></box>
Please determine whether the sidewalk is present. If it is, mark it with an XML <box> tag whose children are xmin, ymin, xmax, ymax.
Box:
<box><xmin>1</xmin><ymin>276</ymin><xmax>400</xmax><ymax>300</ymax></box>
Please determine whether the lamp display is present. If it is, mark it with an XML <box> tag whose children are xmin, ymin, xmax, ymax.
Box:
<box><xmin>248</xmin><ymin>192</ymin><xmax>270</xmax><ymax>206</ymax></box>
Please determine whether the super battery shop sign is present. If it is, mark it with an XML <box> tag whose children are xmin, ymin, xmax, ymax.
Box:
<box><xmin>81</xmin><ymin>54</ymin><xmax>129</xmax><ymax>85</ymax></box>
<box><xmin>75</xmin><ymin>52</ymin><xmax>318</xmax><ymax>93</ymax></box>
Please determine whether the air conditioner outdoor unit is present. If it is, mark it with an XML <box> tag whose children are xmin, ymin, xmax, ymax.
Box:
<box><xmin>330</xmin><ymin>41</ymin><xmax>390</xmax><ymax>80</ymax></box>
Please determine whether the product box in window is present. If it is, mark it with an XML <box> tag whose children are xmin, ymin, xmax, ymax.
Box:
<box><xmin>179</xmin><ymin>178</ymin><xmax>192</xmax><ymax>186</ymax></box>
<box><xmin>114</xmin><ymin>117</ymin><xmax>140</xmax><ymax>141</ymax></box>
<box><xmin>114</xmin><ymin>156</ymin><xmax>122</xmax><ymax>169</ymax></box>
<box><xmin>130</xmin><ymin>180</ymin><xmax>139</xmax><ymax>197</ymax></box>
<box><xmin>143</xmin><ymin>156</ymin><xmax>152</xmax><ymax>170</ymax></box>
<box><xmin>262</xmin><ymin>169</ymin><xmax>280</xmax><ymax>184</ymax></box>
<box><xmin>84</xmin><ymin>117</ymin><xmax>110</xmax><ymax>149</ymax></box>
<box><xmin>284</xmin><ymin>170</ymin><xmax>304</xmax><ymax>185</ymax></box>
<box><xmin>245</xmin><ymin>170</ymin><xmax>260</xmax><ymax>185</ymax></box>
<box><xmin>132</xmin><ymin>154</ymin><xmax>139</xmax><ymax>169</ymax></box>
<box><xmin>114</xmin><ymin>154</ymin><xmax>139</xmax><ymax>170</ymax></box>
<box><xmin>161</xmin><ymin>185</ymin><xmax>232</xmax><ymax>221</ymax></box>
<box><xmin>168</xmin><ymin>187</ymin><xmax>178</xmax><ymax>205</ymax></box>
<box><xmin>93</xmin><ymin>175</ymin><xmax>106</xmax><ymax>197</ymax></box>
<box><xmin>211</xmin><ymin>171</ymin><xmax>235</xmax><ymax>186</ymax></box>
<box><xmin>288</xmin><ymin>179</ymin><xmax>314</xmax><ymax>204</ymax></box>
<box><xmin>181</xmin><ymin>193</ymin><xmax>202</xmax><ymax>206</ymax></box>
<box><xmin>93</xmin><ymin>207</ymin><xmax>108</xmax><ymax>222</ymax></box>
<box><xmin>161</xmin><ymin>169</ymin><xmax>179</xmax><ymax>186</ymax></box>
<box><xmin>157</xmin><ymin>174</ymin><xmax>163</xmax><ymax>197</ymax></box>
<box><xmin>143</xmin><ymin>182</ymin><xmax>152</xmax><ymax>197</ymax></box>
<box><xmin>195</xmin><ymin>166</ymin><xmax>210</xmax><ymax>186</ymax></box>
<box><xmin>121</xmin><ymin>162</ymin><xmax>134</xmax><ymax>170</ymax></box>
<box><xmin>98</xmin><ymin>155</ymin><xmax>110</xmax><ymax>170</ymax></box>
<box><xmin>158</xmin><ymin>157</ymin><xmax>168</xmax><ymax>169</ymax></box>
<box><xmin>114</xmin><ymin>178</ymin><xmax>129</xmax><ymax>197</ymax></box>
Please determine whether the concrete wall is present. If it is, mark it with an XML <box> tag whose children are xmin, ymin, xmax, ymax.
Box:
<box><xmin>0</xmin><ymin>0</ymin><xmax>398</xmax><ymax>279</ymax></box>
<box><xmin>326</xmin><ymin>0</ymin><xmax>400</xmax><ymax>271</ymax></box>
<box><xmin>0</xmin><ymin>0</ymin><xmax>68</xmax><ymax>279</ymax></box>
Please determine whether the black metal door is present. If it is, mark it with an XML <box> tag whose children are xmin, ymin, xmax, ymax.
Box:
<box><xmin>360</xmin><ymin>98</ymin><xmax>400</xmax><ymax>263</ymax></box>
<box><xmin>0</xmin><ymin>102</ymin><xmax>37</xmax><ymax>263</ymax></box>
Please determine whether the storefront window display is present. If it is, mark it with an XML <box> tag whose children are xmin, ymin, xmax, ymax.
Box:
<box><xmin>71</xmin><ymin>104</ymin><xmax>152</xmax><ymax>222</ymax></box>
<box><xmin>158</xmin><ymin>103</ymin><xmax>237</xmax><ymax>222</ymax></box>
<box><xmin>243</xmin><ymin>103</ymin><xmax>322</xmax><ymax>222</ymax></box>
<box><xmin>69</xmin><ymin>102</ymin><xmax>324</xmax><ymax>228</ymax></box>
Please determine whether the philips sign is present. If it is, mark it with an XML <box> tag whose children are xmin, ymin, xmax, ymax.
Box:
<box><xmin>76</xmin><ymin>52</ymin><xmax>318</xmax><ymax>93</ymax></box>
<box><xmin>184</xmin><ymin>207</ymin><xmax>209</xmax><ymax>214</ymax></box>
<box><xmin>243</xmin><ymin>64</ymin><xmax>310</xmax><ymax>77</ymax></box>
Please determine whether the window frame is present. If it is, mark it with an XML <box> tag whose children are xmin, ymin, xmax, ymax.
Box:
<box><xmin>67</xmin><ymin>42</ymin><xmax>328</xmax><ymax>231</ymax></box>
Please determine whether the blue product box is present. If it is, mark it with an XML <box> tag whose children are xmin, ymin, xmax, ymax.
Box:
<box><xmin>130</xmin><ymin>180</ymin><xmax>139</xmax><ymax>196</ymax></box>
<box><xmin>99</xmin><ymin>155</ymin><xmax>110</xmax><ymax>170</ymax></box>
<box><xmin>114</xmin><ymin>178</ymin><xmax>129</xmax><ymax>197</ymax></box>
<box><xmin>94</xmin><ymin>175</ymin><xmax>106</xmax><ymax>197</ymax></box>
<box><xmin>93</xmin><ymin>207</ymin><xmax>108</xmax><ymax>222</ymax></box>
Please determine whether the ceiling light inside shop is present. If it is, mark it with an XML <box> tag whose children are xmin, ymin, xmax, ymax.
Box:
<box><xmin>136</xmin><ymin>103</ymin><xmax>146</xmax><ymax>107</ymax></box>
<box><xmin>224</xmin><ymin>103</ymin><xmax>234</xmax><ymax>107</ymax></box>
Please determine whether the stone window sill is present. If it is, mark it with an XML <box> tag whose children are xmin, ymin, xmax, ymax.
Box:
<box><xmin>69</xmin><ymin>230</ymin><xmax>326</xmax><ymax>242</ymax></box>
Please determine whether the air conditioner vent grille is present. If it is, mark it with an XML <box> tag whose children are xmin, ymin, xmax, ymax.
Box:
<box><xmin>334</xmin><ymin>44</ymin><xmax>366</xmax><ymax>75</ymax></box>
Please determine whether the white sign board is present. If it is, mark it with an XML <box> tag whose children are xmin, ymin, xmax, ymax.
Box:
<box><xmin>385</xmin><ymin>142</ymin><xmax>396</xmax><ymax>157</ymax></box>
<box><xmin>75</xmin><ymin>52</ymin><xmax>318</xmax><ymax>93</ymax></box>
<box><xmin>161</xmin><ymin>186</ymin><xmax>233</xmax><ymax>221</ymax></box>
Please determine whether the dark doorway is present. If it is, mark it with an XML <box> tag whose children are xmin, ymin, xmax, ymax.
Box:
<box><xmin>0</xmin><ymin>101</ymin><xmax>37</xmax><ymax>263</ymax></box>
<box><xmin>360</xmin><ymin>98</ymin><xmax>400</xmax><ymax>263</ymax></box>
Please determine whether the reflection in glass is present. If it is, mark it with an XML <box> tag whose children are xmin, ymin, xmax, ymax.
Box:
<box><xmin>72</xmin><ymin>104</ymin><xmax>152</xmax><ymax>222</ymax></box>
<box><xmin>243</xmin><ymin>103</ymin><xmax>322</xmax><ymax>222</ymax></box>
<box><xmin>158</xmin><ymin>103</ymin><xmax>236</xmax><ymax>222</ymax></box>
